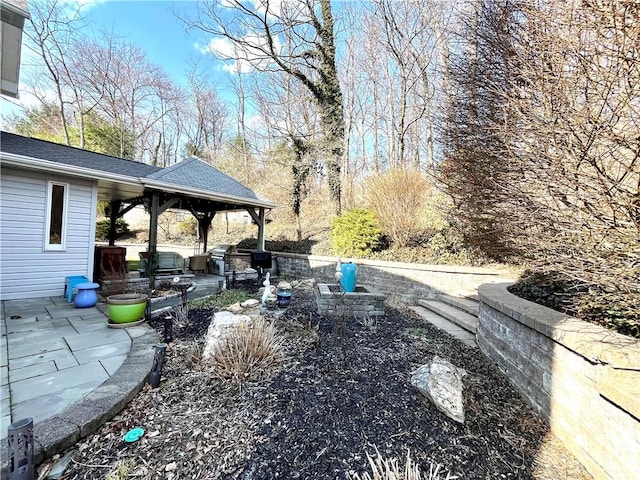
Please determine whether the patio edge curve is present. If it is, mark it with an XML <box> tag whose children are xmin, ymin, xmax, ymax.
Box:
<box><xmin>0</xmin><ymin>324</ymin><xmax>159</xmax><ymax>476</ymax></box>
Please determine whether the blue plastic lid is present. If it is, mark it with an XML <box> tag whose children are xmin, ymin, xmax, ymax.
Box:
<box><xmin>76</xmin><ymin>282</ymin><xmax>100</xmax><ymax>289</ymax></box>
<box><xmin>123</xmin><ymin>427</ymin><xmax>145</xmax><ymax>443</ymax></box>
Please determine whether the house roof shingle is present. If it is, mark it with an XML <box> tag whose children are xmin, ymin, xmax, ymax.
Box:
<box><xmin>146</xmin><ymin>156</ymin><xmax>260</xmax><ymax>201</ymax></box>
<box><xmin>0</xmin><ymin>132</ymin><xmax>273</xmax><ymax>207</ymax></box>
<box><xmin>1</xmin><ymin>131</ymin><xmax>160</xmax><ymax>177</ymax></box>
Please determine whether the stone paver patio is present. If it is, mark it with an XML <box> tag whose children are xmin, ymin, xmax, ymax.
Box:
<box><xmin>1</xmin><ymin>297</ymin><xmax>132</xmax><ymax>439</ymax></box>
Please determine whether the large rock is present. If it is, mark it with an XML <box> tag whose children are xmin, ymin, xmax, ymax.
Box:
<box><xmin>202</xmin><ymin>311</ymin><xmax>252</xmax><ymax>363</ymax></box>
<box><xmin>411</xmin><ymin>356</ymin><xmax>467</xmax><ymax>423</ymax></box>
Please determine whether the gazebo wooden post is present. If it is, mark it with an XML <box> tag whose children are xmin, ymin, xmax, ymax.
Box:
<box><xmin>246</xmin><ymin>207</ymin><xmax>266</xmax><ymax>251</ymax></box>
<box><xmin>147</xmin><ymin>192</ymin><xmax>160</xmax><ymax>287</ymax></box>
<box><xmin>108</xmin><ymin>200</ymin><xmax>122</xmax><ymax>246</ymax></box>
<box><xmin>199</xmin><ymin>211</ymin><xmax>216</xmax><ymax>252</ymax></box>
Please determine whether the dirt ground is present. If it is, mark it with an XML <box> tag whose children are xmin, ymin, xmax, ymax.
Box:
<box><xmin>45</xmin><ymin>283</ymin><xmax>591</xmax><ymax>480</ymax></box>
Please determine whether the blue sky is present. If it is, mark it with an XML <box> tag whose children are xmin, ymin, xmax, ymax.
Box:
<box><xmin>1</xmin><ymin>0</ymin><xmax>227</xmax><ymax>121</ymax></box>
<box><xmin>83</xmin><ymin>1</ymin><xmax>207</xmax><ymax>86</ymax></box>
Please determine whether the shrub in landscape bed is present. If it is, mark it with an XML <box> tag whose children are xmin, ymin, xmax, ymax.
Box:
<box><xmin>208</xmin><ymin>317</ymin><xmax>286</xmax><ymax>381</ymax></box>
<box><xmin>364</xmin><ymin>167</ymin><xmax>431</xmax><ymax>248</ymax></box>
<box><xmin>331</xmin><ymin>208</ymin><xmax>383</xmax><ymax>257</ymax></box>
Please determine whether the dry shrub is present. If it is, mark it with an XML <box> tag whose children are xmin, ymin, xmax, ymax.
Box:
<box><xmin>208</xmin><ymin>318</ymin><xmax>286</xmax><ymax>381</ymax></box>
<box><xmin>184</xmin><ymin>341</ymin><xmax>205</xmax><ymax>370</ymax></box>
<box><xmin>350</xmin><ymin>448</ymin><xmax>456</xmax><ymax>480</ymax></box>
<box><xmin>364</xmin><ymin>168</ymin><xmax>432</xmax><ymax>248</ymax></box>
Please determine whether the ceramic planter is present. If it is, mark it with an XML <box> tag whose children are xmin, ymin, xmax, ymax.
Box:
<box><xmin>107</xmin><ymin>293</ymin><xmax>148</xmax><ymax>324</ymax></box>
<box><xmin>277</xmin><ymin>291</ymin><xmax>292</xmax><ymax>308</ymax></box>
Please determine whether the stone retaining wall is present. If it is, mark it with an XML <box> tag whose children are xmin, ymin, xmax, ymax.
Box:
<box><xmin>275</xmin><ymin>253</ymin><xmax>507</xmax><ymax>301</ymax></box>
<box><xmin>477</xmin><ymin>283</ymin><xmax>640</xmax><ymax>480</ymax></box>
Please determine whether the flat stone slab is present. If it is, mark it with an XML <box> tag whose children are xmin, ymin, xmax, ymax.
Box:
<box><xmin>73</xmin><ymin>340</ymin><xmax>131</xmax><ymax>365</ymax></box>
<box><xmin>65</xmin><ymin>329</ymin><xmax>129</xmax><ymax>351</ymax></box>
<box><xmin>10</xmin><ymin>362</ymin><xmax>108</xmax><ymax>404</ymax></box>
<box><xmin>100</xmin><ymin>355</ymin><xmax>127</xmax><ymax>376</ymax></box>
<box><xmin>5</xmin><ymin>318</ymin><xmax>55</xmax><ymax>333</ymax></box>
<box><xmin>9</xmin><ymin>347</ymin><xmax>78</xmax><ymax>371</ymax></box>
<box><xmin>8</xmin><ymin>338</ymin><xmax>68</xmax><ymax>360</ymax></box>
<box><xmin>10</xmin><ymin>361</ymin><xmax>58</xmax><ymax>383</ymax></box>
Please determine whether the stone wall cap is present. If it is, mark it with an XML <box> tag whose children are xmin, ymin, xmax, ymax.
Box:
<box><xmin>276</xmin><ymin>252</ymin><xmax>508</xmax><ymax>276</ymax></box>
<box><xmin>478</xmin><ymin>282</ymin><xmax>640</xmax><ymax>370</ymax></box>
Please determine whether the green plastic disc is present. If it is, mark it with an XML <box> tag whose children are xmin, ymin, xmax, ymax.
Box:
<box><xmin>123</xmin><ymin>427</ymin><xmax>145</xmax><ymax>443</ymax></box>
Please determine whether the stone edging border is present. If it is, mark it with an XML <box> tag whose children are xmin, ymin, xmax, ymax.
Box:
<box><xmin>0</xmin><ymin>322</ymin><xmax>159</xmax><ymax>476</ymax></box>
<box><xmin>274</xmin><ymin>251</ymin><xmax>502</xmax><ymax>275</ymax></box>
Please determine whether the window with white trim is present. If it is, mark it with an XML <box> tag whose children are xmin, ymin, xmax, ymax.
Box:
<box><xmin>45</xmin><ymin>181</ymin><xmax>68</xmax><ymax>250</ymax></box>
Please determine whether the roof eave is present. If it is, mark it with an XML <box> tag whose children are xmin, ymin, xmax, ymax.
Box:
<box><xmin>1</xmin><ymin>0</ymin><xmax>30</xmax><ymax>19</ymax></box>
<box><xmin>141</xmin><ymin>178</ymin><xmax>277</xmax><ymax>209</ymax></box>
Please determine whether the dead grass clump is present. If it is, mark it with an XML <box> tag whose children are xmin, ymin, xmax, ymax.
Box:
<box><xmin>208</xmin><ymin>318</ymin><xmax>286</xmax><ymax>381</ymax></box>
<box><xmin>351</xmin><ymin>448</ymin><xmax>456</xmax><ymax>480</ymax></box>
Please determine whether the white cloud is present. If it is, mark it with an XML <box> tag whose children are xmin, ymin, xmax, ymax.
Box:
<box><xmin>61</xmin><ymin>0</ymin><xmax>107</xmax><ymax>13</ymax></box>
<box><xmin>222</xmin><ymin>59</ymin><xmax>253</xmax><ymax>74</ymax></box>
<box><xmin>195</xmin><ymin>32</ymin><xmax>282</xmax><ymax>75</ymax></box>
<box><xmin>196</xmin><ymin>37</ymin><xmax>236</xmax><ymax>57</ymax></box>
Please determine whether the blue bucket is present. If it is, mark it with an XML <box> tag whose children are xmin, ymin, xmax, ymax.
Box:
<box><xmin>340</xmin><ymin>263</ymin><xmax>358</xmax><ymax>292</ymax></box>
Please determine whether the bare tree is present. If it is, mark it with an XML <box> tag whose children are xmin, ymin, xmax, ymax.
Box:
<box><xmin>24</xmin><ymin>0</ymin><xmax>84</xmax><ymax>145</ymax></box>
<box><xmin>182</xmin><ymin>0</ymin><xmax>345</xmax><ymax>213</ymax></box>
<box><xmin>250</xmin><ymin>68</ymin><xmax>321</xmax><ymax>240</ymax></box>
<box><xmin>71</xmin><ymin>34</ymin><xmax>177</xmax><ymax>161</ymax></box>
<box><xmin>340</xmin><ymin>0</ymin><xmax>448</xmax><ymax>174</ymax></box>
<box><xmin>442</xmin><ymin>0</ymin><xmax>640</xmax><ymax>296</ymax></box>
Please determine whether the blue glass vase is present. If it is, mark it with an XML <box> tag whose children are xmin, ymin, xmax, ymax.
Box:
<box><xmin>340</xmin><ymin>263</ymin><xmax>358</xmax><ymax>292</ymax></box>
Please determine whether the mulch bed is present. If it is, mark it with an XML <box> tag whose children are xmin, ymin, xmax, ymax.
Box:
<box><xmin>49</xmin><ymin>283</ymin><xmax>591</xmax><ymax>480</ymax></box>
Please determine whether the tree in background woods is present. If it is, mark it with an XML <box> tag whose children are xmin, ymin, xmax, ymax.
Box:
<box><xmin>183</xmin><ymin>0</ymin><xmax>345</xmax><ymax>214</ymax></box>
<box><xmin>442</xmin><ymin>0</ymin><xmax>639</xmax><ymax>296</ymax></box>
<box><xmin>13</xmin><ymin>0</ymin><xmax>229</xmax><ymax>166</ymax></box>
<box><xmin>440</xmin><ymin>0</ymin><xmax>515</xmax><ymax>262</ymax></box>
<box><xmin>11</xmin><ymin>103</ymin><xmax>135</xmax><ymax>158</ymax></box>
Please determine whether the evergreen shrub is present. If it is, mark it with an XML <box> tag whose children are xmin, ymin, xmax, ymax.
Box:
<box><xmin>331</xmin><ymin>208</ymin><xmax>382</xmax><ymax>257</ymax></box>
<box><xmin>95</xmin><ymin>219</ymin><xmax>130</xmax><ymax>241</ymax></box>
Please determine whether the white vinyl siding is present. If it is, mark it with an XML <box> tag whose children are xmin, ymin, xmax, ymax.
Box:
<box><xmin>0</xmin><ymin>168</ymin><xmax>97</xmax><ymax>300</ymax></box>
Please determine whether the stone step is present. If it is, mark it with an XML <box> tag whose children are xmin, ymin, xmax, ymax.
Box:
<box><xmin>408</xmin><ymin>306</ymin><xmax>477</xmax><ymax>348</ymax></box>
<box><xmin>454</xmin><ymin>290</ymin><xmax>479</xmax><ymax>301</ymax></box>
<box><xmin>417</xmin><ymin>299</ymin><xmax>478</xmax><ymax>334</ymax></box>
<box><xmin>438</xmin><ymin>294</ymin><xmax>479</xmax><ymax>317</ymax></box>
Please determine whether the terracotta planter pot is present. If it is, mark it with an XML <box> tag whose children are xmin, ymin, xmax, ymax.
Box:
<box><xmin>107</xmin><ymin>293</ymin><xmax>148</xmax><ymax>324</ymax></box>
